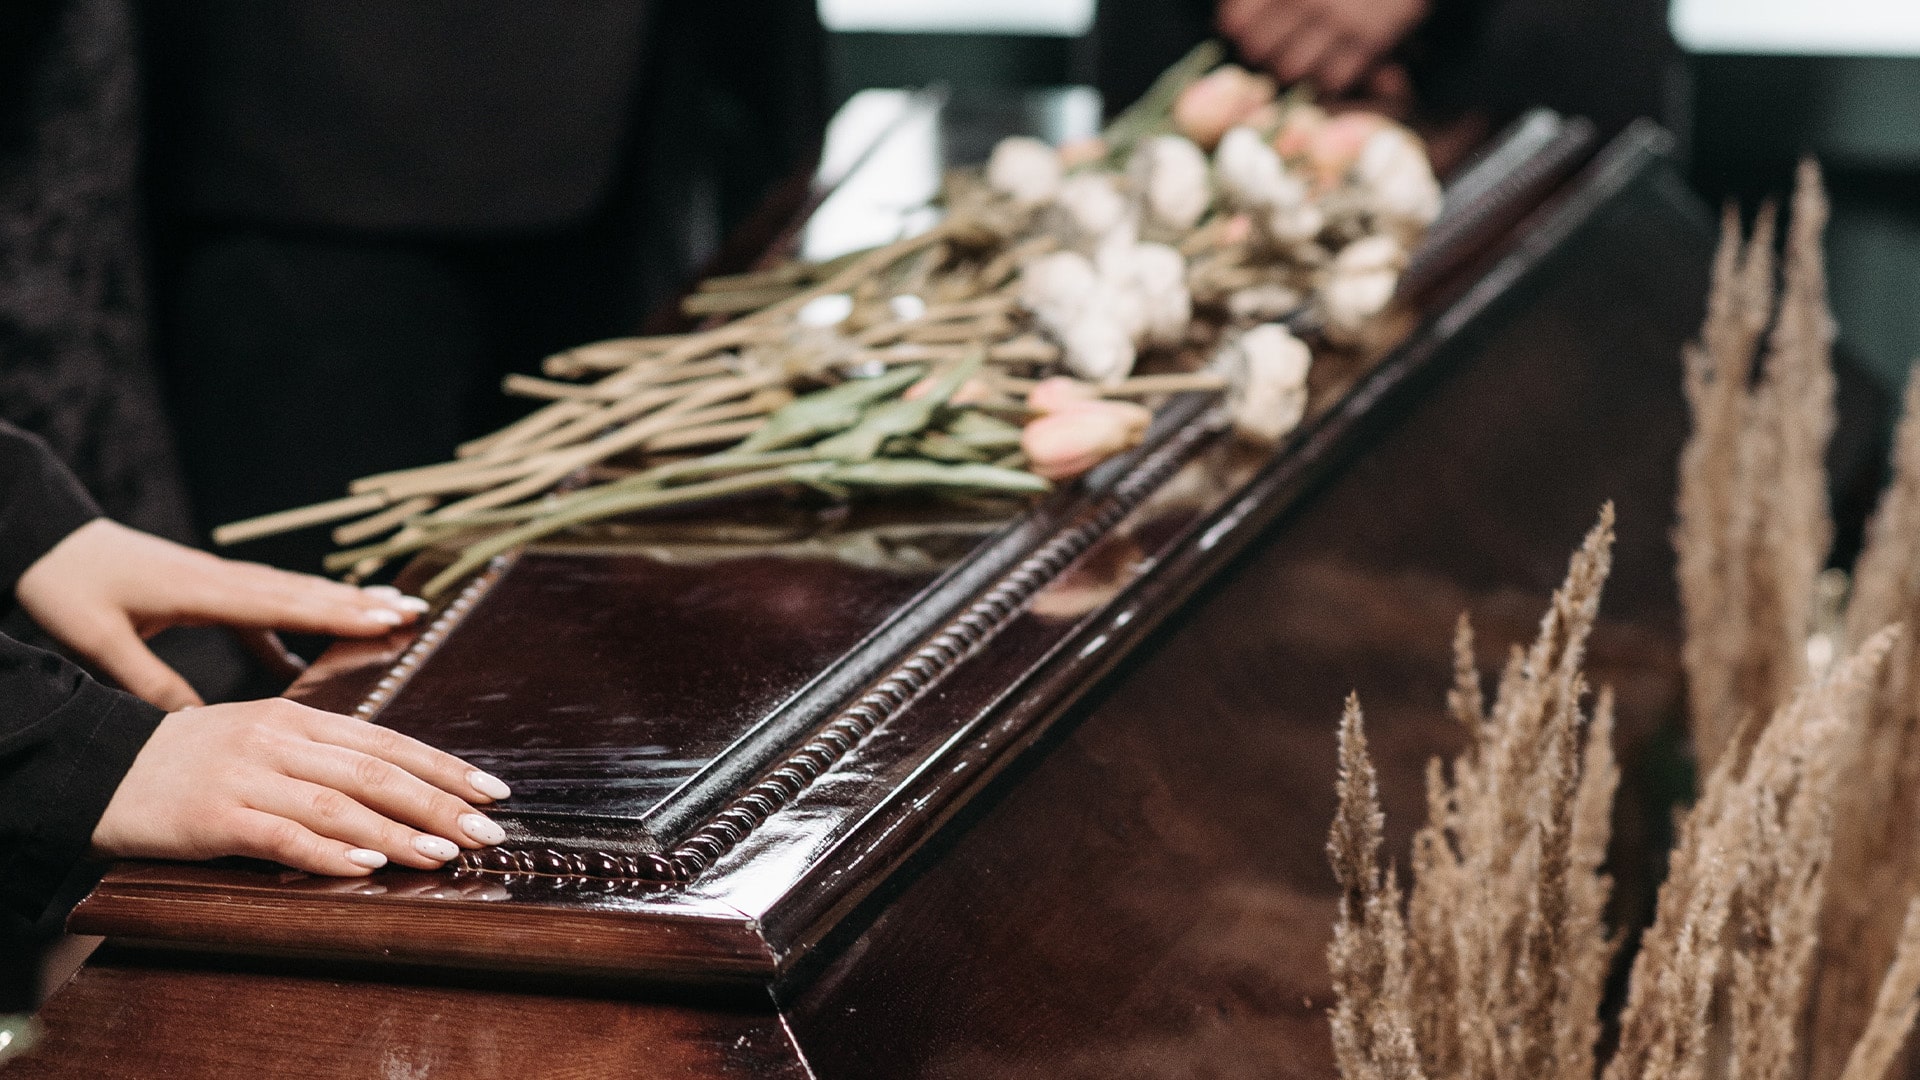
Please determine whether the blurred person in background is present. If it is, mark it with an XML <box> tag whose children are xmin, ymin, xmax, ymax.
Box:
<box><xmin>1097</xmin><ymin>0</ymin><xmax>1681</xmax><ymax>148</ymax></box>
<box><xmin>3</xmin><ymin>0</ymin><xmax>825</xmax><ymax>579</ymax></box>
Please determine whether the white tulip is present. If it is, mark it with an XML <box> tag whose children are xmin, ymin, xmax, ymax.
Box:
<box><xmin>1128</xmin><ymin>243</ymin><xmax>1192</xmax><ymax>347</ymax></box>
<box><xmin>1333</xmin><ymin>234</ymin><xmax>1406</xmax><ymax>274</ymax></box>
<box><xmin>1355</xmin><ymin>127</ymin><xmax>1442</xmax><ymax>227</ymax></box>
<box><xmin>986</xmin><ymin>136</ymin><xmax>1064</xmax><ymax>206</ymax></box>
<box><xmin>1131</xmin><ymin>135</ymin><xmax>1212</xmax><ymax>233</ymax></box>
<box><xmin>1055</xmin><ymin>173</ymin><xmax>1131</xmax><ymax>242</ymax></box>
<box><xmin>1217</xmin><ymin>323</ymin><xmax>1312</xmax><ymax>445</ymax></box>
<box><xmin>1322</xmin><ymin>268</ymin><xmax>1399</xmax><ymax>331</ymax></box>
<box><xmin>1215</xmin><ymin>127</ymin><xmax>1307</xmax><ymax>213</ymax></box>
<box><xmin>1019</xmin><ymin>251</ymin><xmax>1099</xmax><ymax>329</ymax></box>
<box><xmin>1060</xmin><ymin>314</ymin><xmax>1137</xmax><ymax>384</ymax></box>
<box><xmin>1227</xmin><ymin>284</ymin><xmax>1304</xmax><ymax>323</ymax></box>
<box><xmin>1265</xmin><ymin>202</ymin><xmax>1325</xmax><ymax>244</ymax></box>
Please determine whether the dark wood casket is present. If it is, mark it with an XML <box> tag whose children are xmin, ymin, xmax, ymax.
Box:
<box><xmin>10</xmin><ymin>112</ymin><xmax>1713</xmax><ymax>1079</ymax></box>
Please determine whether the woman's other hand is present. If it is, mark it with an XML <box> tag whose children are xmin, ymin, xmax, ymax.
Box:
<box><xmin>1219</xmin><ymin>0</ymin><xmax>1428</xmax><ymax>98</ymax></box>
<box><xmin>91</xmin><ymin>698</ymin><xmax>512</xmax><ymax>875</ymax></box>
<box><xmin>15</xmin><ymin>519</ymin><xmax>427</xmax><ymax>710</ymax></box>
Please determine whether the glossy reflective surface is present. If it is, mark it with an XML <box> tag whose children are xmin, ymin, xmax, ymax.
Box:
<box><xmin>380</xmin><ymin>533</ymin><xmax>975</xmax><ymax>820</ymax></box>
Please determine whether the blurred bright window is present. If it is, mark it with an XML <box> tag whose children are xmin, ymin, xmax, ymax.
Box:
<box><xmin>1673</xmin><ymin>0</ymin><xmax>1920</xmax><ymax>55</ymax></box>
<box><xmin>819</xmin><ymin>0</ymin><xmax>1095</xmax><ymax>35</ymax></box>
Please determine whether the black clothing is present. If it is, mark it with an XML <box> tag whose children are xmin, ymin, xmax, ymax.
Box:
<box><xmin>1092</xmin><ymin>0</ymin><xmax>1681</xmax><ymax>140</ymax></box>
<box><xmin>0</xmin><ymin>423</ymin><xmax>166</xmax><ymax>923</ymax></box>
<box><xmin>0</xmin><ymin>0</ymin><xmax>194</xmax><ymax>541</ymax></box>
<box><xmin>144</xmin><ymin>1</ymin><xmax>656</xmax><ymax>233</ymax></box>
<box><xmin>141</xmin><ymin>0</ymin><xmax>828</xmax><ymax>572</ymax></box>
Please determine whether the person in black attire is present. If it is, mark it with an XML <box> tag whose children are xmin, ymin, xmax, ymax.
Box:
<box><xmin>141</xmin><ymin>0</ymin><xmax>828</xmax><ymax>573</ymax></box>
<box><xmin>0</xmin><ymin>420</ymin><xmax>511</xmax><ymax>937</ymax></box>
<box><xmin>1095</xmin><ymin>0</ymin><xmax>1680</xmax><ymax>142</ymax></box>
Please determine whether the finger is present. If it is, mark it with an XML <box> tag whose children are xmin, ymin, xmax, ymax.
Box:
<box><xmin>232</xmin><ymin>627</ymin><xmax>308</xmax><ymax>682</ymax></box>
<box><xmin>252</xmin><ymin>776</ymin><xmax>464</xmax><ymax>870</ymax></box>
<box><xmin>1274</xmin><ymin>17</ymin><xmax>1341</xmax><ymax>85</ymax></box>
<box><xmin>1218</xmin><ymin>0</ymin><xmax>1268</xmax><ymax>39</ymax></box>
<box><xmin>1235</xmin><ymin>3</ymin><xmax>1308</xmax><ymax>74</ymax></box>
<box><xmin>225</xmin><ymin>806</ymin><xmax>387</xmax><ymax>877</ymax></box>
<box><xmin>297</xmin><ymin>705</ymin><xmax>512</xmax><ymax>805</ymax></box>
<box><xmin>1367</xmin><ymin>63</ymin><xmax>1414</xmax><ymax>110</ymax></box>
<box><xmin>183</xmin><ymin>560</ymin><xmax>427</xmax><ymax>637</ymax></box>
<box><xmin>1317</xmin><ymin>39</ymin><xmax>1374</xmax><ymax>97</ymax></box>
<box><xmin>75</xmin><ymin>620</ymin><xmax>205</xmax><ymax>710</ymax></box>
<box><xmin>289</xmin><ymin>742</ymin><xmax>503</xmax><ymax>851</ymax></box>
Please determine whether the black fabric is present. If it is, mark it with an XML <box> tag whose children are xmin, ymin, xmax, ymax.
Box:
<box><xmin>1412</xmin><ymin>0</ymin><xmax>1679</xmax><ymax>138</ymax></box>
<box><xmin>0</xmin><ymin>645</ymin><xmax>162</xmax><ymax>922</ymax></box>
<box><xmin>150</xmin><ymin>0</ymin><xmax>828</xmax><ymax>572</ymax></box>
<box><xmin>143</xmin><ymin>1</ymin><xmax>657</xmax><ymax>234</ymax></box>
<box><xmin>0</xmin><ymin>424</ymin><xmax>100</xmax><ymax>594</ymax></box>
<box><xmin>164</xmin><ymin>225</ymin><xmax>657</xmax><ymax>573</ymax></box>
<box><xmin>0</xmin><ymin>0</ymin><xmax>195</xmax><ymax>542</ymax></box>
<box><xmin>0</xmin><ymin>421</ymin><xmax>165</xmax><ymax>922</ymax></box>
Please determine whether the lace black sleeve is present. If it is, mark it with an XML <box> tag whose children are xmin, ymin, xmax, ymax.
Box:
<box><xmin>0</xmin><ymin>0</ymin><xmax>194</xmax><ymax>542</ymax></box>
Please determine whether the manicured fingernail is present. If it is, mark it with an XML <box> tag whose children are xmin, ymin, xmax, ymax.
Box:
<box><xmin>366</xmin><ymin>608</ymin><xmax>404</xmax><ymax>627</ymax></box>
<box><xmin>467</xmin><ymin>770</ymin><xmax>512</xmax><ymax>801</ymax></box>
<box><xmin>459</xmin><ymin>813</ymin><xmax>506</xmax><ymax>846</ymax></box>
<box><xmin>413</xmin><ymin>835</ymin><xmax>458</xmax><ymax>862</ymax></box>
<box><xmin>394</xmin><ymin>596</ymin><xmax>430</xmax><ymax>614</ymax></box>
<box><xmin>362</xmin><ymin>585</ymin><xmax>403</xmax><ymax>600</ymax></box>
<box><xmin>346</xmin><ymin>848</ymin><xmax>388</xmax><ymax>869</ymax></box>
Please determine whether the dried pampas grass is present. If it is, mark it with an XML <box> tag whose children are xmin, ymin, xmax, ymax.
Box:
<box><xmin>1324</xmin><ymin>156</ymin><xmax>1920</xmax><ymax>1080</ymax></box>
<box><xmin>1675</xmin><ymin>160</ymin><xmax>1836</xmax><ymax>771</ymax></box>
<box><xmin>1814</xmin><ymin>370</ymin><xmax>1920</xmax><ymax>1080</ymax></box>
<box><xmin>1671</xmin><ymin>156</ymin><xmax>1920</xmax><ymax>1080</ymax></box>
<box><xmin>1327</xmin><ymin>515</ymin><xmax>1920</xmax><ymax>1080</ymax></box>
<box><xmin>1330</xmin><ymin>507</ymin><xmax>1619</xmax><ymax>1080</ymax></box>
<box><xmin>1609</xmin><ymin>627</ymin><xmax>1898</xmax><ymax>1080</ymax></box>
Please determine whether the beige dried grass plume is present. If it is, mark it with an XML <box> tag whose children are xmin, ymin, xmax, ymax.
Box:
<box><xmin>1328</xmin><ymin>516</ymin><xmax>1920</xmax><ymax>1080</ymax></box>
<box><xmin>1330</xmin><ymin>507</ymin><xmax>1619</xmax><ymax>1080</ymax></box>
<box><xmin>1675</xmin><ymin>159</ymin><xmax>1838</xmax><ymax>771</ymax></box>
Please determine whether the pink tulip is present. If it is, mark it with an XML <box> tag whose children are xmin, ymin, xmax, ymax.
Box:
<box><xmin>1305</xmin><ymin>111</ymin><xmax>1392</xmax><ymax>190</ymax></box>
<box><xmin>906</xmin><ymin>374</ymin><xmax>993</xmax><ymax>405</ymax></box>
<box><xmin>1021</xmin><ymin>400</ymin><xmax>1153</xmax><ymax>481</ymax></box>
<box><xmin>1026</xmin><ymin>376</ymin><xmax>1100</xmax><ymax>415</ymax></box>
<box><xmin>1172</xmin><ymin>66</ymin><xmax>1275</xmax><ymax>150</ymax></box>
<box><xmin>1057</xmin><ymin>137</ymin><xmax>1110</xmax><ymax>169</ymax></box>
<box><xmin>1272</xmin><ymin>105</ymin><xmax>1327</xmax><ymax>160</ymax></box>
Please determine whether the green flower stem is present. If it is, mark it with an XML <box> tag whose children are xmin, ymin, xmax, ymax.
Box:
<box><xmin>422</xmin><ymin>465</ymin><xmax>825</xmax><ymax>598</ymax></box>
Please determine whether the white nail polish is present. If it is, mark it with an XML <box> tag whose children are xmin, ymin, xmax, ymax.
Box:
<box><xmin>346</xmin><ymin>848</ymin><xmax>388</xmax><ymax>869</ymax></box>
<box><xmin>395</xmin><ymin>596</ymin><xmax>430</xmax><ymax>614</ymax></box>
<box><xmin>413</xmin><ymin>835</ymin><xmax>458</xmax><ymax>862</ymax></box>
<box><xmin>467</xmin><ymin>770</ymin><xmax>512</xmax><ymax>801</ymax></box>
<box><xmin>361</xmin><ymin>585</ymin><xmax>403</xmax><ymax>600</ymax></box>
<box><xmin>367</xmin><ymin>608</ymin><xmax>404</xmax><ymax>627</ymax></box>
<box><xmin>459</xmin><ymin>813</ymin><xmax>506</xmax><ymax>846</ymax></box>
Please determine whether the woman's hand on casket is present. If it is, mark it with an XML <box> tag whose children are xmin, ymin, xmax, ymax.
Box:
<box><xmin>16</xmin><ymin>518</ymin><xmax>429</xmax><ymax>711</ymax></box>
<box><xmin>90</xmin><ymin>698</ymin><xmax>512</xmax><ymax>874</ymax></box>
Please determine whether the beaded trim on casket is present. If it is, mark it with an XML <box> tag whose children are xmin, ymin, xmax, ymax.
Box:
<box><xmin>378</xmin><ymin>408</ymin><xmax>1226</xmax><ymax>885</ymax></box>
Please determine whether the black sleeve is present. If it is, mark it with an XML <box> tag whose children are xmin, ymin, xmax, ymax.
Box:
<box><xmin>0</xmin><ymin>421</ymin><xmax>102</xmax><ymax>598</ymax></box>
<box><xmin>0</xmin><ymin>632</ymin><xmax>166</xmax><ymax>920</ymax></box>
<box><xmin>0</xmin><ymin>420</ymin><xmax>161</xmax><ymax>919</ymax></box>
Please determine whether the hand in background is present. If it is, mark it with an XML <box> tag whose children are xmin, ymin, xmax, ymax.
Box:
<box><xmin>15</xmin><ymin>519</ymin><xmax>428</xmax><ymax>710</ymax></box>
<box><xmin>91</xmin><ymin>698</ymin><xmax>512</xmax><ymax>874</ymax></box>
<box><xmin>1219</xmin><ymin>0</ymin><xmax>1429</xmax><ymax>98</ymax></box>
